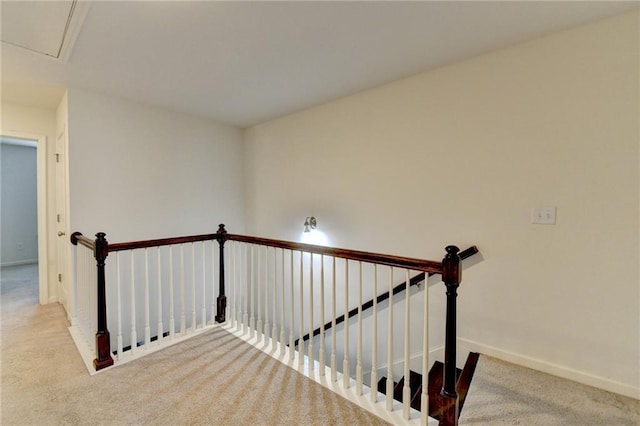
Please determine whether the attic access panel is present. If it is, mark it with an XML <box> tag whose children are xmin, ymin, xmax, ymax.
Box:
<box><xmin>0</xmin><ymin>0</ymin><xmax>85</xmax><ymax>61</ymax></box>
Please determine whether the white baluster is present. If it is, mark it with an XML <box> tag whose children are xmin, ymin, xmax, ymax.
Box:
<box><xmin>256</xmin><ymin>245</ymin><xmax>263</xmax><ymax>341</ymax></box>
<box><xmin>386</xmin><ymin>267</ymin><xmax>394</xmax><ymax>411</ymax></box>
<box><xmin>191</xmin><ymin>243</ymin><xmax>196</xmax><ymax>332</ymax></box>
<box><xmin>243</xmin><ymin>243</ymin><xmax>249</xmax><ymax>334</ymax></box>
<box><xmin>264</xmin><ymin>246</ymin><xmax>269</xmax><ymax>344</ymax></box>
<box><xmin>272</xmin><ymin>248</ymin><xmax>278</xmax><ymax>345</ymax></box>
<box><xmin>144</xmin><ymin>249</ymin><xmax>151</xmax><ymax>347</ymax></box>
<box><xmin>230</xmin><ymin>241</ymin><xmax>236</xmax><ymax>329</ymax></box>
<box><xmin>403</xmin><ymin>269</ymin><xmax>411</xmax><ymax>420</ymax></box>
<box><xmin>180</xmin><ymin>245</ymin><xmax>186</xmax><ymax>334</ymax></box>
<box><xmin>421</xmin><ymin>268</ymin><xmax>430</xmax><ymax>424</ymax></box>
<box><xmin>169</xmin><ymin>246</ymin><xmax>175</xmax><ymax>338</ymax></box>
<box><xmin>308</xmin><ymin>253</ymin><xmax>314</xmax><ymax>369</ymax></box>
<box><xmin>237</xmin><ymin>242</ymin><xmax>243</xmax><ymax>331</ymax></box>
<box><xmin>356</xmin><ymin>261</ymin><xmax>363</xmax><ymax>395</ymax></box>
<box><xmin>250</xmin><ymin>245</ymin><xmax>255</xmax><ymax>339</ymax></box>
<box><xmin>202</xmin><ymin>241</ymin><xmax>207</xmax><ymax>329</ymax></box>
<box><xmin>116</xmin><ymin>252</ymin><xmax>123</xmax><ymax>359</ymax></box>
<box><xmin>288</xmin><ymin>250</ymin><xmax>295</xmax><ymax>362</ymax></box>
<box><xmin>279</xmin><ymin>248</ymin><xmax>285</xmax><ymax>353</ymax></box>
<box><xmin>298</xmin><ymin>251</ymin><xmax>304</xmax><ymax>369</ymax></box>
<box><xmin>343</xmin><ymin>259</ymin><xmax>350</xmax><ymax>389</ymax></box>
<box><xmin>319</xmin><ymin>254</ymin><xmax>325</xmax><ymax>377</ymax></box>
<box><xmin>157</xmin><ymin>247</ymin><xmax>163</xmax><ymax>343</ymax></box>
<box><xmin>331</xmin><ymin>256</ymin><xmax>337</xmax><ymax>383</ymax></box>
<box><xmin>130</xmin><ymin>250</ymin><xmax>137</xmax><ymax>354</ymax></box>
<box><xmin>371</xmin><ymin>264</ymin><xmax>378</xmax><ymax>403</ymax></box>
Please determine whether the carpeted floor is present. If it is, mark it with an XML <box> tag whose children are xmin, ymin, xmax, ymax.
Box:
<box><xmin>1</xmin><ymin>264</ymin><xmax>638</xmax><ymax>425</ymax></box>
<box><xmin>0</xmin><ymin>264</ymin><xmax>388</xmax><ymax>426</ymax></box>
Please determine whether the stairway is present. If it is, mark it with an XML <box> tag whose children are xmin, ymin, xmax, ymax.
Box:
<box><xmin>377</xmin><ymin>352</ymin><xmax>480</xmax><ymax>422</ymax></box>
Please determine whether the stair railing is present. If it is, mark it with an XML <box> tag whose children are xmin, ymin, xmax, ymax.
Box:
<box><xmin>222</xmin><ymin>226</ymin><xmax>467</xmax><ymax>424</ymax></box>
<box><xmin>70</xmin><ymin>224</ymin><xmax>471</xmax><ymax>425</ymax></box>
<box><xmin>295</xmin><ymin>245</ymin><xmax>479</xmax><ymax>347</ymax></box>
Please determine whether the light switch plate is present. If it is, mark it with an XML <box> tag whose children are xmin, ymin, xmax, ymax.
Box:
<box><xmin>532</xmin><ymin>207</ymin><xmax>556</xmax><ymax>225</ymax></box>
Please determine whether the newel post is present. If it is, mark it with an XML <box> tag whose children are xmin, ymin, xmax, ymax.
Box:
<box><xmin>441</xmin><ymin>245</ymin><xmax>461</xmax><ymax>425</ymax></box>
<box><xmin>93</xmin><ymin>232</ymin><xmax>114</xmax><ymax>370</ymax></box>
<box><xmin>215</xmin><ymin>224</ymin><xmax>227</xmax><ymax>323</ymax></box>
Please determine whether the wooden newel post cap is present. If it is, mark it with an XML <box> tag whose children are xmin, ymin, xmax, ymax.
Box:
<box><xmin>445</xmin><ymin>245</ymin><xmax>460</xmax><ymax>258</ymax></box>
<box><xmin>443</xmin><ymin>245</ymin><xmax>461</xmax><ymax>286</ymax></box>
<box><xmin>94</xmin><ymin>232</ymin><xmax>109</xmax><ymax>260</ymax></box>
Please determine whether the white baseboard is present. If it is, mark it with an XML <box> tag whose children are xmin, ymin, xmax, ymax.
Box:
<box><xmin>458</xmin><ymin>338</ymin><xmax>640</xmax><ymax>400</ymax></box>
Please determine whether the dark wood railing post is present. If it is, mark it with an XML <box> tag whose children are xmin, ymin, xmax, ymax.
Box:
<box><xmin>215</xmin><ymin>224</ymin><xmax>227</xmax><ymax>323</ymax></box>
<box><xmin>93</xmin><ymin>232</ymin><xmax>114</xmax><ymax>370</ymax></box>
<box><xmin>440</xmin><ymin>245</ymin><xmax>461</xmax><ymax>425</ymax></box>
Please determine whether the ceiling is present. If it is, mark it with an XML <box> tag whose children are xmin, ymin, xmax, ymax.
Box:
<box><xmin>1</xmin><ymin>1</ymin><xmax>638</xmax><ymax>128</ymax></box>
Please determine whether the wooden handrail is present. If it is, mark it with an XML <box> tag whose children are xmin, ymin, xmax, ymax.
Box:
<box><xmin>108</xmin><ymin>233</ymin><xmax>218</xmax><ymax>252</ymax></box>
<box><xmin>226</xmin><ymin>233</ymin><xmax>443</xmax><ymax>274</ymax></box>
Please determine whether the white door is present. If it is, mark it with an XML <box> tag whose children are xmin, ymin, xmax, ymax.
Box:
<box><xmin>55</xmin><ymin>127</ymin><xmax>70</xmax><ymax>317</ymax></box>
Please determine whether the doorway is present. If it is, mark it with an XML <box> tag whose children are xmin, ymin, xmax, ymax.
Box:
<box><xmin>0</xmin><ymin>133</ymin><xmax>48</xmax><ymax>304</ymax></box>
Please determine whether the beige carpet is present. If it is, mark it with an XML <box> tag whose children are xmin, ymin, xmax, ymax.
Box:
<box><xmin>1</xmin><ymin>264</ymin><xmax>388</xmax><ymax>426</ymax></box>
<box><xmin>460</xmin><ymin>355</ymin><xmax>640</xmax><ymax>425</ymax></box>
<box><xmin>2</xmin><ymin>264</ymin><xmax>639</xmax><ymax>425</ymax></box>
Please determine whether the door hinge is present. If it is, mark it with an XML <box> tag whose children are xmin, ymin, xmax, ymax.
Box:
<box><xmin>57</xmin><ymin>214</ymin><xmax>61</xmax><ymax>223</ymax></box>
<box><xmin>55</xmin><ymin>153</ymin><xmax>60</xmax><ymax>163</ymax></box>
<box><xmin>58</xmin><ymin>273</ymin><xmax>62</xmax><ymax>283</ymax></box>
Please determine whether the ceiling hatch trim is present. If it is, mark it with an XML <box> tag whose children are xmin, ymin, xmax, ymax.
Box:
<box><xmin>0</xmin><ymin>0</ymin><xmax>90</xmax><ymax>63</ymax></box>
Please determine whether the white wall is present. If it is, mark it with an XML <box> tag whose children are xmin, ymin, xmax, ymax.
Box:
<box><xmin>66</xmin><ymin>88</ymin><xmax>246</xmax><ymax>242</ymax></box>
<box><xmin>0</xmin><ymin>102</ymin><xmax>58</xmax><ymax>302</ymax></box>
<box><xmin>244</xmin><ymin>11</ymin><xmax>639</xmax><ymax>397</ymax></box>
<box><xmin>1</xmin><ymin>142</ymin><xmax>38</xmax><ymax>265</ymax></box>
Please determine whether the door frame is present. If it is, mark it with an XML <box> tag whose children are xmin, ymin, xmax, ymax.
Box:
<box><xmin>1</xmin><ymin>131</ymin><xmax>49</xmax><ymax>304</ymax></box>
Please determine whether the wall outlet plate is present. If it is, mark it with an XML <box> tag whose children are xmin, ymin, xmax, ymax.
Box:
<box><xmin>532</xmin><ymin>207</ymin><xmax>557</xmax><ymax>225</ymax></box>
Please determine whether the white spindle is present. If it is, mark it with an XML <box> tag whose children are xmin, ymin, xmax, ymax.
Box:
<box><xmin>191</xmin><ymin>243</ymin><xmax>196</xmax><ymax>331</ymax></box>
<box><xmin>288</xmin><ymin>250</ymin><xmax>295</xmax><ymax>362</ymax></box>
<box><xmin>169</xmin><ymin>246</ymin><xmax>175</xmax><ymax>338</ymax></box>
<box><xmin>116</xmin><ymin>252</ymin><xmax>123</xmax><ymax>358</ymax></box>
<box><xmin>250</xmin><ymin>245</ymin><xmax>255</xmax><ymax>339</ymax></box>
<box><xmin>386</xmin><ymin>267</ymin><xmax>394</xmax><ymax>411</ymax></box>
<box><xmin>202</xmin><ymin>242</ymin><xmax>207</xmax><ymax>329</ymax></box>
<box><xmin>279</xmin><ymin>248</ymin><xmax>285</xmax><ymax>352</ymax></box>
<box><xmin>180</xmin><ymin>245</ymin><xmax>186</xmax><ymax>334</ymax></box>
<box><xmin>243</xmin><ymin>244</ymin><xmax>249</xmax><ymax>334</ymax></box>
<box><xmin>319</xmin><ymin>254</ymin><xmax>325</xmax><ymax>377</ymax></box>
<box><xmin>343</xmin><ymin>259</ymin><xmax>350</xmax><ymax>389</ymax></box>
<box><xmin>257</xmin><ymin>246</ymin><xmax>263</xmax><ymax>341</ymax></box>
<box><xmin>403</xmin><ymin>269</ymin><xmax>411</xmax><ymax>420</ymax></box>
<box><xmin>130</xmin><ymin>250</ymin><xmax>137</xmax><ymax>354</ymax></box>
<box><xmin>230</xmin><ymin>241</ymin><xmax>237</xmax><ymax>329</ymax></box>
<box><xmin>308</xmin><ymin>253</ymin><xmax>314</xmax><ymax>368</ymax></box>
<box><xmin>237</xmin><ymin>242</ymin><xmax>243</xmax><ymax>331</ymax></box>
<box><xmin>157</xmin><ymin>247</ymin><xmax>163</xmax><ymax>343</ymax></box>
<box><xmin>356</xmin><ymin>261</ymin><xmax>363</xmax><ymax>395</ymax></box>
<box><xmin>144</xmin><ymin>249</ymin><xmax>151</xmax><ymax>347</ymax></box>
<box><xmin>371</xmin><ymin>264</ymin><xmax>378</xmax><ymax>403</ymax></box>
<box><xmin>272</xmin><ymin>248</ymin><xmax>278</xmax><ymax>344</ymax></box>
<box><xmin>264</xmin><ymin>246</ymin><xmax>269</xmax><ymax>343</ymax></box>
<box><xmin>298</xmin><ymin>251</ymin><xmax>304</xmax><ymax>369</ymax></box>
<box><xmin>331</xmin><ymin>256</ymin><xmax>337</xmax><ymax>383</ymax></box>
<box><xmin>421</xmin><ymin>268</ymin><xmax>430</xmax><ymax>423</ymax></box>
